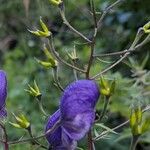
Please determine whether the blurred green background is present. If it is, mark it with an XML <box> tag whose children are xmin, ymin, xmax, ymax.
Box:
<box><xmin>0</xmin><ymin>0</ymin><xmax>150</xmax><ymax>149</ymax></box>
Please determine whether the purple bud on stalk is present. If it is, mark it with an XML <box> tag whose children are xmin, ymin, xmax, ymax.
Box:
<box><xmin>0</xmin><ymin>70</ymin><xmax>7</xmax><ymax>118</ymax></box>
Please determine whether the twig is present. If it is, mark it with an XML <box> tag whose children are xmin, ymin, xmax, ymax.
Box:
<box><xmin>9</xmin><ymin>119</ymin><xmax>61</xmax><ymax>145</ymax></box>
<box><xmin>91</xmin><ymin>32</ymin><xmax>150</xmax><ymax>79</ymax></box>
<box><xmin>91</xmin><ymin>52</ymin><xmax>129</xmax><ymax>79</ymax></box>
<box><xmin>0</xmin><ymin>123</ymin><xmax>9</xmax><ymax>150</ymax></box>
<box><xmin>94</xmin><ymin>105</ymin><xmax>150</xmax><ymax>141</ymax></box>
<box><xmin>86</xmin><ymin>0</ymin><xmax>98</xmax><ymax>79</ymax></box>
<box><xmin>99</xmin><ymin>96</ymin><xmax>110</xmax><ymax>121</ymax></box>
<box><xmin>97</xmin><ymin>0</ymin><xmax>125</xmax><ymax>29</ymax></box>
<box><xmin>52</xmin><ymin>67</ymin><xmax>64</xmax><ymax>92</ymax></box>
<box><xmin>87</xmin><ymin>129</ymin><xmax>93</xmax><ymax>150</ymax></box>
<box><xmin>86</xmin><ymin>1</ymin><xmax>98</xmax><ymax>148</ymax></box>
<box><xmin>72</xmin><ymin>60</ymin><xmax>78</xmax><ymax>81</ymax></box>
<box><xmin>47</xmin><ymin>37</ymin><xmax>86</xmax><ymax>73</ymax></box>
<box><xmin>27</xmin><ymin>126</ymin><xmax>47</xmax><ymax>149</ymax></box>
<box><xmin>59</xmin><ymin>4</ymin><xmax>91</xmax><ymax>43</ymax></box>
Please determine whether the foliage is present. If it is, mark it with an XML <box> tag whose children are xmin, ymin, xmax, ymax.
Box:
<box><xmin>0</xmin><ymin>0</ymin><xmax>150</xmax><ymax>150</ymax></box>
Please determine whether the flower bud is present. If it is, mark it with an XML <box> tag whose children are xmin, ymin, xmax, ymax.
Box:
<box><xmin>99</xmin><ymin>77</ymin><xmax>116</xmax><ymax>97</ymax></box>
<box><xmin>35</xmin><ymin>58</ymin><xmax>53</xmax><ymax>69</ymax></box>
<box><xmin>130</xmin><ymin>106</ymin><xmax>142</xmax><ymax>135</ymax></box>
<box><xmin>25</xmin><ymin>80</ymin><xmax>42</xmax><ymax>99</ymax></box>
<box><xmin>143</xmin><ymin>21</ymin><xmax>150</xmax><ymax>34</ymax></box>
<box><xmin>43</xmin><ymin>45</ymin><xmax>57</xmax><ymax>67</ymax></box>
<box><xmin>10</xmin><ymin>114</ymin><xmax>30</xmax><ymax>129</ymax></box>
<box><xmin>28</xmin><ymin>17</ymin><xmax>51</xmax><ymax>37</ymax></box>
<box><xmin>49</xmin><ymin>0</ymin><xmax>62</xmax><ymax>6</ymax></box>
<box><xmin>67</xmin><ymin>47</ymin><xmax>78</xmax><ymax>61</ymax></box>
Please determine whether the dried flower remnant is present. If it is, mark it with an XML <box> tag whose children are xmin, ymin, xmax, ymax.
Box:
<box><xmin>0</xmin><ymin>70</ymin><xmax>7</xmax><ymax>118</ymax></box>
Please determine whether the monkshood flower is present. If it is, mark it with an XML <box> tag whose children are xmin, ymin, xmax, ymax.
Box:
<box><xmin>45</xmin><ymin>110</ymin><xmax>77</xmax><ymax>150</ymax></box>
<box><xmin>45</xmin><ymin>80</ymin><xmax>100</xmax><ymax>149</ymax></box>
<box><xmin>0</xmin><ymin>70</ymin><xmax>7</xmax><ymax>118</ymax></box>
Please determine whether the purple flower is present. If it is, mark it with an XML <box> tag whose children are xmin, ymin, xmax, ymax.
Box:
<box><xmin>45</xmin><ymin>110</ymin><xmax>77</xmax><ymax>150</ymax></box>
<box><xmin>45</xmin><ymin>80</ymin><xmax>100</xmax><ymax>149</ymax></box>
<box><xmin>60</xmin><ymin>80</ymin><xmax>100</xmax><ymax>140</ymax></box>
<box><xmin>0</xmin><ymin>70</ymin><xmax>7</xmax><ymax>118</ymax></box>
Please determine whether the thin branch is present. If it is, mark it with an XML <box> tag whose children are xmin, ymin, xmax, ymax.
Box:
<box><xmin>91</xmin><ymin>32</ymin><xmax>150</xmax><ymax>79</ymax></box>
<box><xmin>94</xmin><ymin>28</ymin><xmax>144</xmax><ymax>58</ymax></box>
<box><xmin>91</xmin><ymin>52</ymin><xmax>129</xmax><ymax>79</ymax></box>
<box><xmin>27</xmin><ymin>126</ymin><xmax>48</xmax><ymax>149</ymax></box>
<box><xmin>52</xmin><ymin>67</ymin><xmax>64</xmax><ymax>92</ymax></box>
<box><xmin>48</xmin><ymin>37</ymin><xmax>86</xmax><ymax>73</ymax></box>
<box><xmin>94</xmin><ymin>105</ymin><xmax>150</xmax><ymax>141</ymax></box>
<box><xmin>97</xmin><ymin>0</ymin><xmax>125</xmax><ymax>29</ymax></box>
<box><xmin>87</xmin><ymin>129</ymin><xmax>93</xmax><ymax>150</ymax></box>
<box><xmin>72</xmin><ymin>60</ymin><xmax>78</xmax><ymax>81</ymax></box>
<box><xmin>9</xmin><ymin>119</ymin><xmax>61</xmax><ymax>145</ymax></box>
<box><xmin>94</xmin><ymin>120</ymin><xmax>129</xmax><ymax>141</ymax></box>
<box><xmin>0</xmin><ymin>123</ymin><xmax>9</xmax><ymax>150</ymax></box>
<box><xmin>86</xmin><ymin>0</ymin><xmax>98</xmax><ymax>79</ymax></box>
<box><xmin>59</xmin><ymin>5</ymin><xmax>91</xmax><ymax>43</ymax></box>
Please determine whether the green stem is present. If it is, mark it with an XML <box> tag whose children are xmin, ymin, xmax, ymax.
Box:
<box><xmin>72</xmin><ymin>60</ymin><xmax>78</xmax><ymax>81</ymax></box>
<box><xmin>27</xmin><ymin>126</ymin><xmax>47</xmax><ymax>149</ymax></box>
<box><xmin>130</xmin><ymin>135</ymin><xmax>139</xmax><ymax>150</ymax></box>
<box><xmin>48</xmin><ymin>37</ymin><xmax>86</xmax><ymax>73</ymax></box>
<box><xmin>38</xmin><ymin>100</ymin><xmax>48</xmax><ymax>117</ymax></box>
<box><xmin>129</xmin><ymin>28</ymin><xmax>144</xmax><ymax>49</ymax></box>
<box><xmin>99</xmin><ymin>96</ymin><xmax>110</xmax><ymax>121</ymax></box>
<box><xmin>52</xmin><ymin>67</ymin><xmax>64</xmax><ymax>92</ymax></box>
<box><xmin>9</xmin><ymin>119</ymin><xmax>61</xmax><ymax>145</ymax></box>
<box><xmin>59</xmin><ymin>6</ymin><xmax>91</xmax><ymax>43</ymax></box>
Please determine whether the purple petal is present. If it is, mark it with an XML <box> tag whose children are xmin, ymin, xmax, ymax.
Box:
<box><xmin>60</xmin><ymin>80</ymin><xmax>100</xmax><ymax>118</ymax></box>
<box><xmin>45</xmin><ymin>110</ymin><xmax>76</xmax><ymax>150</ymax></box>
<box><xmin>62</xmin><ymin>109</ymin><xmax>95</xmax><ymax>140</ymax></box>
<box><xmin>0</xmin><ymin>70</ymin><xmax>7</xmax><ymax>118</ymax></box>
<box><xmin>45</xmin><ymin>110</ymin><xmax>62</xmax><ymax>147</ymax></box>
<box><xmin>60</xmin><ymin>80</ymin><xmax>100</xmax><ymax>140</ymax></box>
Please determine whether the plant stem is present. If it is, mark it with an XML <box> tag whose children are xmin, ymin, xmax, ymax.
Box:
<box><xmin>59</xmin><ymin>5</ymin><xmax>91</xmax><ymax>43</ymax></box>
<box><xmin>0</xmin><ymin>123</ymin><xmax>9</xmax><ymax>150</ymax></box>
<box><xmin>91</xmin><ymin>30</ymin><xmax>149</xmax><ymax>79</ymax></box>
<box><xmin>99</xmin><ymin>96</ymin><xmax>110</xmax><ymax>121</ymax></box>
<box><xmin>27</xmin><ymin>126</ymin><xmax>47</xmax><ymax>149</ymax></box>
<box><xmin>52</xmin><ymin>67</ymin><xmax>64</xmax><ymax>92</ymax></box>
<box><xmin>38</xmin><ymin>100</ymin><xmax>48</xmax><ymax>117</ymax></box>
<box><xmin>87</xmin><ymin>129</ymin><xmax>93</xmax><ymax>150</ymax></box>
<box><xmin>130</xmin><ymin>135</ymin><xmax>139</xmax><ymax>150</ymax></box>
<box><xmin>48</xmin><ymin>37</ymin><xmax>86</xmax><ymax>73</ymax></box>
<box><xmin>9</xmin><ymin>119</ymin><xmax>61</xmax><ymax>145</ymax></box>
